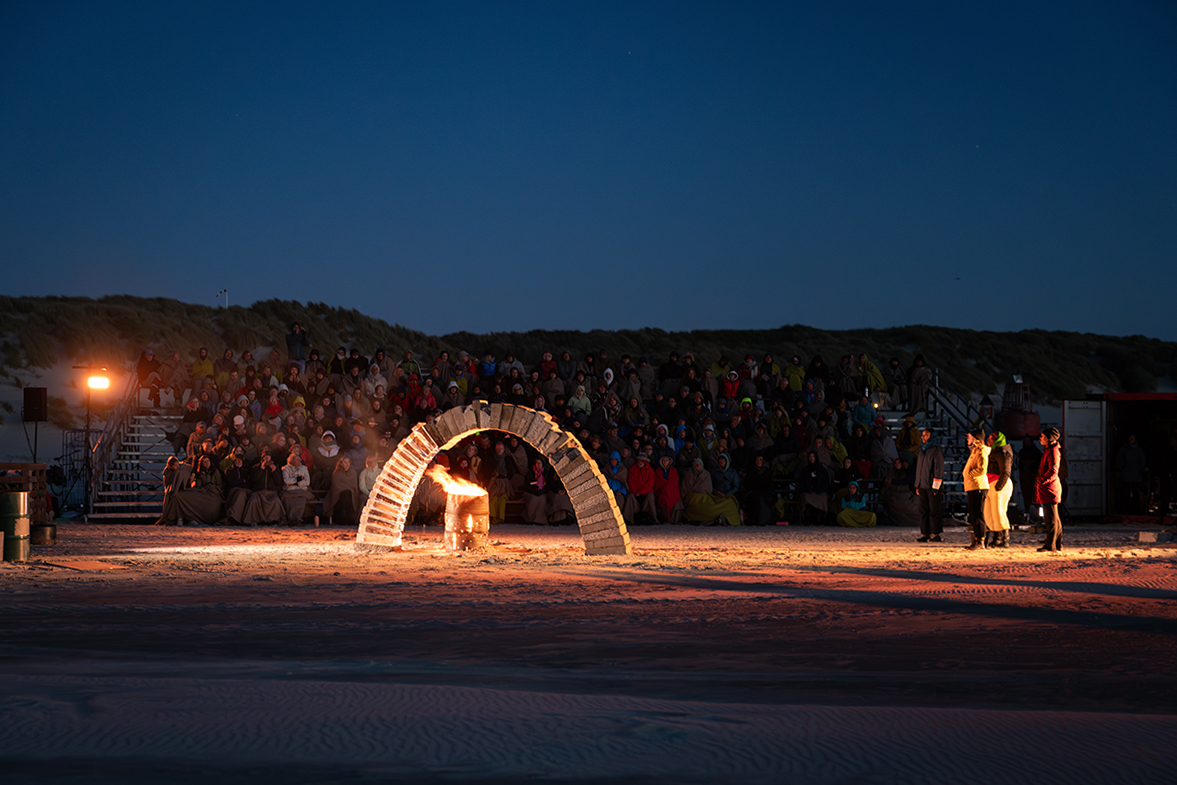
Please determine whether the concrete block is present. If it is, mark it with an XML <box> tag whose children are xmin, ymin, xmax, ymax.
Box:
<box><xmin>474</xmin><ymin>400</ymin><xmax>492</xmax><ymax>429</ymax></box>
<box><xmin>523</xmin><ymin>411</ymin><xmax>552</xmax><ymax>445</ymax></box>
<box><xmin>570</xmin><ymin>493</ymin><xmax>615</xmax><ymax>519</ymax></box>
<box><xmin>563</xmin><ymin>463</ymin><xmax>602</xmax><ymax>491</ymax></box>
<box><xmin>583</xmin><ymin>526</ymin><xmax>625</xmax><ymax>542</ymax></box>
<box><xmin>570</xmin><ymin>495</ymin><xmax>613</xmax><ymax>517</ymax></box>
<box><xmin>509</xmin><ymin>408</ymin><xmax>536</xmax><ymax>439</ymax></box>
<box><xmin>495</xmin><ymin>404</ymin><xmax>516</xmax><ymax>435</ymax></box>
<box><xmin>536</xmin><ymin>427</ymin><xmax>570</xmax><ymax>456</ymax></box>
<box><xmin>356</xmin><ymin>529</ymin><xmax>400</xmax><ymax>548</ymax></box>
<box><xmin>488</xmin><ymin>402</ymin><xmax>504</xmax><ymax>431</ymax></box>
<box><xmin>578</xmin><ymin>514</ymin><xmax>621</xmax><ymax>535</ymax></box>
<box><xmin>438</xmin><ymin>409</ymin><xmax>466</xmax><ymax>440</ymax></box>
<box><xmin>429</xmin><ymin>417</ymin><xmax>454</xmax><ymax>449</ymax></box>
<box><xmin>551</xmin><ymin>446</ymin><xmax>588</xmax><ymax>474</ymax></box>
<box><xmin>423</xmin><ymin>420</ymin><xmax>444</xmax><ymax>449</ymax></box>
<box><xmin>556</xmin><ymin>457</ymin><xmax>595</xmax><ymax>486</ymax></box>
<box><xmin>363</xmin><ymin>522</ymin><xmax>402</xmax><ymax>539</ymax></box>
<box><xmin>1137</xmin><ymin>531</ymin><xmax>1174</xmax><ymax>543</ymax></box>
<box><xmin>355</xmin><ymin>541</ymin><xmax>401</xmax><ymax>553</ymax></box>
<box><xmin>458</xmin><ymin>405</ymin><xmax>480</xmax><ymax>434</ymax></box>
<box><xmin>576</xmin><ymin>507</ymin><xmax>620</xmax><ymax>526</ymax></box>
<box><xmin>585</xmin><ymin>536</ymin><xmax>631</xmax><ymax>556</ymax></box>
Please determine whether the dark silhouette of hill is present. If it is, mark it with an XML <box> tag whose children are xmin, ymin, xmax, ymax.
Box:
<box><xmin>2</xmin><ymin>295</ymin><xmax>1173</xmax><ymax>403</ymax></box>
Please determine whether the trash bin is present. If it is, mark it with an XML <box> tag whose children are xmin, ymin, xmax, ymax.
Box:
<box><xmin>1</xmin><ymin>491</ymin><xmax>31</xmax><ymax>563</ymax></box>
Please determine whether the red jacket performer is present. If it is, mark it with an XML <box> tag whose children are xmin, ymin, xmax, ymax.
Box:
<box><xmin>1036</xmin><ymin>427</ymin><xmax>1064</xmax><ymax>552</ymax></box>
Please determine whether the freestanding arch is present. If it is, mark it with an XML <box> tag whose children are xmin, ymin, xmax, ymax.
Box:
<box><xmin>355</xmin><ymin>401</ymin><xmax>631</xmax><ymax>556</ymax></box>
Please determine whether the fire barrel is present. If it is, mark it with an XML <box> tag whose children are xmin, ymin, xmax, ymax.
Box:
<box><xmin>444</xmin><ymin>492</ymin><xmax>490</xmax><ymax>553</ymax></box>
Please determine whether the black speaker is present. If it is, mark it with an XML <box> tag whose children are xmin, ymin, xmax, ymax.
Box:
<box><xmin>24</xmin><ymin>387</ymin><xmax>48</xmax><ymax>422</ymax></box>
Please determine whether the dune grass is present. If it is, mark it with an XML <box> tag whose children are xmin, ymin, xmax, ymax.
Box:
<box><xmin>1</xmin><ymin>295</ymin><xmax>1172</xmax><ymax>404</ymax></box>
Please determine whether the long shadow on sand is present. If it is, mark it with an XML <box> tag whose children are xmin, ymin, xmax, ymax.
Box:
<box><xmin>583</xmin><ymin>569</ymin><xmax>1177</xmax><ymax>635</ymax></box>
<box><xmin>792</xmin><ymin>564</ymin><xmax>1177</xmax><ymax>601</ymax></box>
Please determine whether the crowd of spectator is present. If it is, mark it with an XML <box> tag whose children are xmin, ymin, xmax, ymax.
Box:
<box><xmin>134</xmin><ymin>322</ymin><xmax>940</xmax><ymax>528</ymax></box>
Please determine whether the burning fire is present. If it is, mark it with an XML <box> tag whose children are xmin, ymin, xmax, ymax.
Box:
<box><xmin>426</xmin><ymin>465</ymin><xmax>487</xmax><ymax>498</ymax></box>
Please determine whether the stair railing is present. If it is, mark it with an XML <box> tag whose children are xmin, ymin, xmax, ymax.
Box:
<box><xmin>87</xmin><ymin>369</ymin><xmax>140</xmax><ymax>515</ymax></box>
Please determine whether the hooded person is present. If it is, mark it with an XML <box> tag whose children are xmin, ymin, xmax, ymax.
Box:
<box><xmin>623</xmin><ymin>451</ymin><xmax>660</xmax><ymax>525</ymax></box>
<box><xmin>896</xmin><ymin>416</ymin><xmax>921</xmax><ymax>463</ymax></box>
<box><xmin>440</xmin><ymin>380</ymin><xmax>464</xmax><ymax>410</ymax></box>
<box><xmin>885</xmin><ymin>357</ymin><xmax>908</xmax><ymax>410</ymax></box>
<box><xmin>653</xmin><ymin>453</ymin><xmax>683</xmax><ymax>525</ymax></box>
<box><xmin>535</xmin><ymin>351</ymin><xmax>557</xmax><ymax>379</ymax></box>
<box><xmin>522</xmin><ymin>456</ymin><xmax>555</xmax><ymax>525</ymax></box>
<box><xmin>721</xmin><ymin>370</ymin><xmax>740</xmax><ymax>401</ymax></box>
<box><xmin>556</xmin><ymin>351</ymin><xmax>577</xmax><ymax>382</ymax></box>
<box><xmin>742</xmin><ymin>453</ymin><xmax>776</xmax><ymax>526</ymax></box>
<box><xmin>797</xmin><ymin>450</ymin><xmax>831</xmax><ymax>520</ymax></box>
<box><xmin>540</xmin><ymin>370</ymin><xmax>565</xmax><ymax>409</ymax></box>
<box><xmin>836</xmin><ymin>481</ymin><xmax>878</xmax><ymax>527</ymax></box>
<box><xmin>363</xmin><ymin>363</ymin><xmax>388</xmax><ymax>398</ymax></box>
<box><xmin>482</xmin><ymin>440</ymin><xmax>515</xmax><ymax>523</ymax></box>
<box><xmin>907</xmin><ymin>355</ymin><xmax>933</xmax><ymax>414</ymax></box>
<box><xmin>281</xmin><ymin>450</ymin><xmax>314</xmax><ymax>523</ymax></box>
<box><xmin>856</xmin><ymin>353</ymin><xmax>887</xmax><ymax>395</ymax></box>
<box><xmin>680</xmin><ymin>457</ymin><xmax>740</xmax><ymax>526</ymax></box>
<box><xmin>136</xmin><ymin>349</ymin><xmax>162</xmax><ymax>406</ymax></box>
<box><xmin>984</xmin><ymin>431</ymin><xmax>1014</xmax><ymax>546</ymax></box>
<box><xmin>165</xmin><ymin>454</ymin><xmax>224</xmax><ymax>525</ymax></box>
<box><xmin>431</xmin><ymin>351</ymin><xmax>455</xmax><ymax>385</ymax></box>
<box><xmin>243</xmin><ymin>449</ymin><xmax>286</xmax><ymax>525</ymax></box>
<box><xmin>784</xmin><ymin>356</ymin><xmax>805</xmax><ymax>393</ymax></box>
<box><xmin>568</xmin><ymin>384</ymin><xmax>592</xmax><ymax>418</ymax></box>
<box><xmin>605</xmin><ymin>451</ymin><xmax>630</xmax><ymax>517</ymax></box>
<box><xmin>311</xmin><ymin>429</ymin><xmax>341</xmax><ymax>491</ymax></box>
<box><xmin>324</xmin><ymin>455</ymin><xmax>360</xmax><ymax>525</ymax></box>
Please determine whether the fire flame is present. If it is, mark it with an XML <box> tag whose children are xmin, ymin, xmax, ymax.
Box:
<box><xmin>426</xmin><ymin>465</ymin><xmax>487</xmax><ymax>497</ymax></box>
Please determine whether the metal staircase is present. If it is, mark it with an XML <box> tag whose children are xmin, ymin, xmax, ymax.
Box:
<box><xmin>89</xmin><ymin>411</ymin><xmax>182</xmax><ymax>520</ymax></box>
<box><xmin>873</xmin><ymin>369</ymin><xmax>986</xmax><ymax>516</ymax></box>
<box><xmin>85</xmin><ymin>372</ymin><xmax>182</xmax><ymax>521</ymax></box>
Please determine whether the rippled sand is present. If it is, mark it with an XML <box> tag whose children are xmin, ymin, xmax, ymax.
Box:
<box><xmin>2</xmin><ymin>523</ymin><xmax>1175</xmax><ymax>783</ymax></box>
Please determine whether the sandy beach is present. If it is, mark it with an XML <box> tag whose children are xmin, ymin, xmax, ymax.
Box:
<box><xmin>3</xmin><ymin>522</ymin><xmax>1176</xmax><ymax>783</ymax></box>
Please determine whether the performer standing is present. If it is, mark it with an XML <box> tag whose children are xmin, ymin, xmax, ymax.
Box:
<box><xmin>984</xmin><ymin>431</ymin><xmax>1014</xmax><ymax>547</ymax></box>
<box><xmin>962</xmin><ymin>429</ymin><xmax>991</xmax><ymax>550</ymax></box>
<box><xmin>1037</xmin><ymin>427</ymin><xmax>1064</xmax><ymax>552</ymax></box>
<box><xmin>914</xmin><ymin>428</ymin><xmax>944</xmax><ymax>543</ymax></box>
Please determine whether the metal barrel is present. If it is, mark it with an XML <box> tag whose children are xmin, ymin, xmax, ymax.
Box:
<box><xmin>1</xmin><ymin>491</ymin><xmax>31</xmax><ymax>562</ymax></box>
<box><xmin>31</xmin><ymin>524</ymin><xmax>56</xmax><ymax>546</ymax></box>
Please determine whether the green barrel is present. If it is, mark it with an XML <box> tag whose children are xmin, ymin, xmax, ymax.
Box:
<box><xmin>1</xmin><ymin>492</ymin><xmax>31</xmax><ymax>563</ymax></box>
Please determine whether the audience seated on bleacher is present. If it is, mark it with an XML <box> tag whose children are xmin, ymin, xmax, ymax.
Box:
<box><xmin>138</xmin><ymin>338</ymin><xmax>930</xmax><ymax>527</ymax></box>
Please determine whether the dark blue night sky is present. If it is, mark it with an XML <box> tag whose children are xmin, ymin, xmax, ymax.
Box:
<box><xmin>2</xmin><ymin>1</ymin><xmax>1174</xmax><ymax>338</ymax></box>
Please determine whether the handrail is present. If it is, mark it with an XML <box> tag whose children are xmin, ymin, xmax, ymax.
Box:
<box><xmin>926</xmin><ymin>386</ymin><xmax>971</xmax><ymax>431</ymax></box>
<box><xmin>88</xmin><ymin>369</ymin><xmax>139</xmax><ymax>514</ymax></box>
<box><xmin>929</xmin><ymin>370</ymin><xmax>987</xmax><ymax>435</ymax></box>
